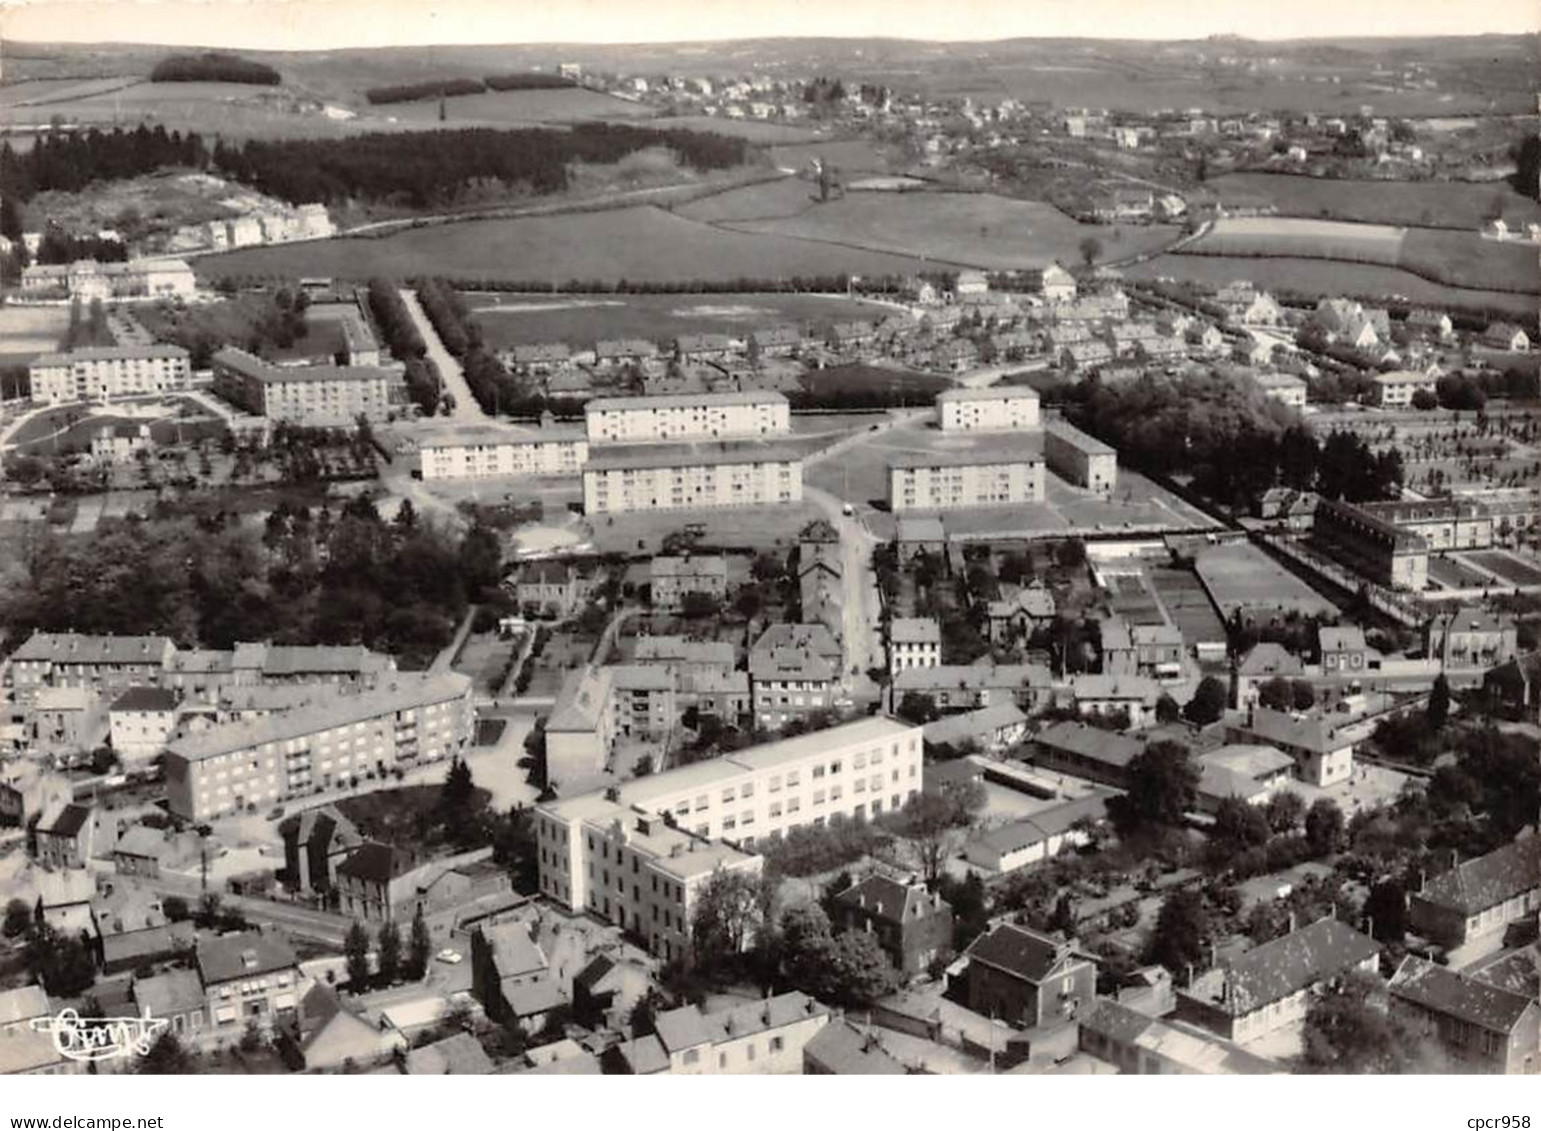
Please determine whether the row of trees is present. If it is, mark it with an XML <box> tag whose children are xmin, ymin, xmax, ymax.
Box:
<box><xmin>412</xmin><ymin>276</ymin><xmax>524</xmax><ymax>416</ymax></box>
<box><xmin>365</xmin><ymin>73</ymin><xmax>574</xmax><ymax>104</ymax></box>
<box><xmin>150</xmin><ymin>52</ymin><xmax>281</xmax><ymax>84</ymax></box>
<box><xmin>210</xmin><ymin>123</ymin><xmax>751</xmax><ymax>210</ymax></box>
<box><xmin>362</xmin><ymin>279</ymin><xmax>441</xmax><ymax>415</ymax></box>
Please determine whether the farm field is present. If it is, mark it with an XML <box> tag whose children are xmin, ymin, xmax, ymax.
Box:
<box><xmin>1194</xmin><ymin>541</ymin><xmax>1339</xmax><ymax>618</ymax></box>
<box><xmin>1127</xmin><ymin>254</ymin><xmax>1540</xmax><ymax>319</ymax></box>
<box><xmin>1464</xmin><ymin>550</ymin><xmax>1541</xmax><ymax>587</ymax></box>
<box><xmin>1206</xmin><ymin>173</ymin><xmax>1541</xmax><ymax>230</ymax></box>
<box><xmin>377</xmin><ymin>86</ymin><xmax>657</xmax><ymax>125</ymax></box>
<box><xmin>195</xmin><ymin>205</ymin><xmax>934</xmax><ymax>284</ymax></box>
<box><xmin>727</xmin><ymin>192</ymin><xmax>1179</xmax><ymax>269</ymax></box>
<box><xmin>1184</xmin><ymin>217</ymin><xmax>1538</xmax><ymax>295</ymax></box>
<box><xmin>0</xmin><ymin>305</ymin><xmax>69</xmax><ymax>365</ymax></box>
<box><xmin>0</xmin><ymin>77</ymin><xmax>138</xmax><ymax>106</ymax></box>
<box><xmin>677</xmin><ymin>177</ymin><xmax>827</xmax><ymax>223</ymax></box>
<box><xmin>467</xmin><ymin>290</ymin><xmax>875</xmax><ymax>348</ymax></box>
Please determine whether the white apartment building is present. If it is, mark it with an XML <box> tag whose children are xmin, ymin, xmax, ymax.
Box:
<box><xmin>212</xmin><ymin>347</ymin><xmax>395</xmax><ymax>426</ymax></box>
<box><xmin>583</xmin><ymin>442</ymin><xmax>802</xmax><ymax>515</ymax></box>
<box><xmin>535</xmin><ymin>716</ymin><xmax>923</xmax><ymax>958</ymax></box>
<box><xmin>888</xmin><ymin>449</ymin><xmax>1044</xmax><ymax>512</ymax></box>
<box><xmin>416</xmin><ymin>423</ymin><xmax>589</xmax><ymax>480</ymax></box>
<box><xmin>28</xmin><ymin>345</ymin><xmax>192</xmax><ymax>405</ymax></box>
<box><xmin>1250</xmin><ymin>370</ymin><xmax>1308</xmax><ymax>410</ymax></box>
<box><xmin>583</xmin><ymin>391</ymin><xmax>790</xmax><ymax>444</ymax></box>
<box><xmin>1043</xmin><ymin>419</ymin><xmax>1118</xmax><ymax>496</ymax></box>
<box><xmin>163</xmin><ymin>673</ymin><xmax>473</xmax><ymax>821</ymax></box>
<box><xmin>889</xmin><ymin>617</ymin><xmax>941</xmax><ymax>677</ymax></box>
<box><xmin>935</xmin><ymin>385</ymin><xmax>1041</xmax><ymax>433</ymax></box>
<box><xmin>1371</xmin><ymin>370</ymin><xmax>1438</xmax><ymax>408</ymax></box>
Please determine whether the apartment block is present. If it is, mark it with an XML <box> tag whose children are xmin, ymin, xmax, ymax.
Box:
<box><xmin>583</xmin><ymin>391</ymin><xmax>790</xmax><ymax>444</ymax></box>
<box><xmin>5</xmin><ymin>632</ymin><xmax>177</xmax><ymax>703</ymax></box>
<box><xmin>1356</xmin><ymin>498</ymin><xmax>1493</xmax><ymax>552</ymax></box>
<box><xmin>1043</xmin><ymin>419</ymin><xmax>1118</xmax><ymax>495</ymax></box>
<box><xmin>748</xmin><ymin>623</ymin><xmax>842</xmax><ymax>729</ymax></box>
<box><xmin>888</xmin><ymin>447</ymin><xmax>1045</xmax><ymax>513</ymax></box>
<box><xmin>212</xmin><ymin>347</ymin><xmax>396</xmax><ymax>427</ymax></box>
<box><xmin>535</xmin><ymin>716</ymin><xmax>923</xmax><ymax>957</ymax></box>
<box><xmin>935</xmin><ymin>385</ymin><xmax>1041</xmax><ymax>433</ymax></box>
<box><xmin>163</xmin><ymin>673</ymin><xmax>474</xmax><ymax>821</ymax></box>
<box><xmin>28</xmin><ymin>345</ymin><xmax>192</xmax><ymax>405</ymax></box>
<box><xmin>582</xmin><ymin>441</ymin><xmax>802</xmax><ymax>516</ymax></box>
<box><xmin>1310</xmin><ymin>497</ymin><xmax>1429</xmax><ymax>591</ymax></box>
<box><xmin>416</xmin><ymin>423</ymin><xmax>589</xmax><ymax>480</ymax></box>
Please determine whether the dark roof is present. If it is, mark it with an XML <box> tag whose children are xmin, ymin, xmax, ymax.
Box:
<box><xmin>804</xmin><ymin>1020</ymin><xmax>907</xmax><ymax>1074</ymax></box>
<box><xmin>1034</xmin><ymin>721</ymin><xmax>1143</xmax><ymax>768</ymax></box>
<box><xmin>43</xmin><ymin>803</ymin><xmax>91</xmax><ymax>839</ymax></box>
<box><xmin>1389</xmin><ymin>956</ymin><xmax>1538</xmax><ymax>1035</ymax></box>
<box><xmin>196</xmin><ymin>931</ymin><xmax>298</xmax><ymax>984</ymax></box>
<box><xmin>573</xmin><ymin>954</ymin><xmax>616</xmax><ymax>993</ymax></box>
<box><xmin>1196</xmin><ymin>918</ymin><xmax>1379</xmax><ymax>1017</ymax></box>
<box><xmin>110</xmin><ymin>686</ymin><xmax>179</xmax><ymax>713</ymax></box>
<box><xmin>965</xmin><ymin>923</ymin><xmax>1084</xmax><ymax>983</ymax></box>
<box><xmin>835</xmin><ymin>875</ymin><xmax>945</xmax><ymax>927</ymax></box>
<box><xmin>334</xmin><ymin>842</ymin><xmax>414</xmax><ymax>884</ymax></box>
<box><xmin>1417</xmin><ymin>834</ymin><xmax>1541</xmax><ymax>916</ymax></box>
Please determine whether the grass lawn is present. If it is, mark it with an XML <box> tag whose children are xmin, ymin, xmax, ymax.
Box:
<box><xmin>676</xmin><ymin>177</ymin><xmax>827</xmax><ymax>224</ymax></box>
<box><xmin>1428</xmin><ymin>556</ymin><xmax>1493</xmax><ymax>589</ymax></box>
<box><xmin>475</xmin><ymin>718</ymin><xmax>508</xmax><ymax>746</ymax></box>
<box><xmin>728</xmin><ymin>192</ymin><xmax>1179</xmax><ymax>269</ymax></box>
<box><xmin>1128</xmin><ymin>254</ymin><xmax>1539</xmax><ymax>319</ymax></box>
<box><xmin>0</xmin><ymin>304</ymin><xmax>69</xmax><ymax>360</ymax></box>
<box><xmin>1207</xmin><ymin>173</ymin><xmax>1541</xmax><ymax>231</ymax></box>
<box><xmin>336</xmin><ymin>783</ymin><xmax>492</xmax><ymax>852</ymax></box>
<box><xmin>647</xmin><ymin>117</ymin><xmax>826</xmax><ymax>144</ymax></box>
<box><xmin>767</xmin><ymin>139</ymin><xmax>893</xmax><ymax>173</ymax></box>
<box><xmin>800</xmin><ymin>363</ymin><xmax>952</xmax><ymax>402</ymax></box>
<box><xmin>1400</xmin><ymin>229</ymin><xmax>1539</xmax><ymax>294</ymax></box>
<box><xmin>380</xmin><ymin>86</ymin><xmax>657</xmax><ymax>125</ymax></box>
<box><xmin>587</xmin><ymin>501</ymin><xmax>826</xmax><ymax>554</ymax></box>
<box><xmin>1464</xmin><ymin>550</ymin><xmax>1541</xmax><ymax>586</ymax></box>
<box><xmin>1194</xmin><ymin>541</ymin><xmax>1339</xmax><ymax>617</ymax></box>
<box><xmin>468</xmin><ymin>291</ymin><xmax>873</xmax><ymax>349</ymax></box>
<box><xmin>1149</xmin><ymin>567</ymin><xmax>1228</xmax><ymax>645</ymax></box>
<box><xmin>196</xmin><ymin>205</ymin><xmax>932</xmax><ymax>284</ymax></box>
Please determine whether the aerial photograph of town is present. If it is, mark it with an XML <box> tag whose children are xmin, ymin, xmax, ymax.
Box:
<box><xmin>0</xmin><ymin>0</ymin><xmax>1536</xmax><ymax>1100</ymax></box>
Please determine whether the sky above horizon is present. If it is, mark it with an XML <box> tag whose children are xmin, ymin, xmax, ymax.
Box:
<box><xmin>2</xmin><ymin>0</ymin><xmax>1535</xmax><ymax>50</ymax></box>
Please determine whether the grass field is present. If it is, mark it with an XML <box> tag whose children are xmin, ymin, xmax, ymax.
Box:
<box><xmin>1194</xmin><ymin>541</ymin><xmax>1339</xmax><ymax>617</ymax></box>
<box><xmin>0</xmin><ymin>305</ymin><xmax>69</xmax><ymax>363</ymax></box>
<box><xmin>196</xmin><ymin>205</ymin><xmax>934</xmax><ymax>284</ymax></box>
<box><xmin>379</xmin><ymin>86</ymin><xmax>658</xmax><ymax>125</ymax></box>
<box><xmin>768</xmin><ymin>140</ymin><xmax>893</xmax><ymax>173</ymax></box>
<box><xmin>1185</xmin><ymin>217</ymin><xmax>1538</xmax><ymax>294</ymax></box>
<box><xmin>647</xmin><ymin>117</ymin><xmax>825</xmax><ymax>144</ymax></box>
<box><xmin>677</xmin><ymin>178</ymin><xmax>828</xmax><ymax>223</ymax></box>
<box><xmin>1465</xmin><ymin>550</ymin><xmax>1541</xmax><ymax>587</ymax></box>
<box><xmin>727</xmin><ymin>192</ymin><xmax>1179</xmax><ymax>269</ymax></box>
<box><xmin>468</xmin><ymin>291</ymin><xmax>877</xmax><ymax>348</ymax></box>
<box><xmin>1127</xmin><ymin>254</ymin><xmax>1540</xmax><ymax>318</ymax></box>
<box><xmin>1207</xmin><ymin>173</ymin><xmax>1541</xmax><ymax>231</ymax></box>
<box><xmin>801</xmin><ymin>364</ymin><xmax>952</xmax><ymax>402</ymax></box>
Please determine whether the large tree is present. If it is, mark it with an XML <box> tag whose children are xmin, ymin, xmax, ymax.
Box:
<box><xmin>1146</xmin><ymin>890</ymin><xmax>1210</xmax><ymax>977</ymax></box>
<box><xmin>138</xmin><ymin>1031</ymin><xmax>197</xmax><ymax>1074</ymax></box>
<box><xmin>691</xmin><ymin>869</ymin><xmax>773</xmax><ymax>968</ymax></box>
<box><xmin>24</xmin><ymin>924</ymin><xmax>95</xmax><ymax>996</ymax></box>
<box><xmin>344</xmin><ymin>921</ymin><xmax>371</xmax><ymax>991</ymax></box>
<box><xmin>1304</xmin><ymin>798</ymin><xmax>1345</xmax><ymax>856</ymax></box>
<box><xmin>1183</xmin><ymin>676</ymin><xmax>1228</xmax><ymax>726</ymax></box>
<box><xmin>891</xmin><ymin>781</ymin><xmax>985</xmax><ymax>885</ymax></box>
<box><xmin>1300</xmin><ymin>972</ymin><xmax>1417</xmax><ymax>1074</ymax></box>
<box><xmin>376</xmin><ymin>920</ymin><xmax>402</xmax><ymax>986</ymax></box>
<box><xmin>407</xmin><ymin>906</ymin><xmax>432</xmax><ymax>981</ymax></box>
<box><xmin>1110</xmin><ymin>740</ymin><xmax>1199</xmax><ymax>833</ymax></box>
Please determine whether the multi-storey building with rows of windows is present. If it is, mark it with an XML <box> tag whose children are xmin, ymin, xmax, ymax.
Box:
<box><xmin>1043</xmin><ymin>418</ymin><xmax>1118</xmax><ymax>496</ymax></box>
<box><xmin>163</xmin><ymin>673</ymin><xmax>473</xmax><ymax>821</ymax></box>
<box><xmin>535</xmin><ymin>716</ymin><xmax>923</xmax><ymax>959</ymax></box>
<box><xmin>582</xmin><ymin>390</ymin><xmax>790</xmax><ymax>444</ymax></box>
<box><xmin>887</xmin><ymin>442</ymin><xmax>1044</xmax><ymax>513</ymax></box>
<box><xmin>211</xmin><ymin>347</ymin><xmax>397</xmax><ymax>427</ymax></box>
<box><xmin>935</xmin><ymin>385</ymin><xmax>1041</xmax><ymax>433</ymax></box>
<box><xmin>28</xmin><ymin>345</ymin><xmax>193</xmax><ymax>405</ymax></box>
<box><xmin>415</xmin><ymin>422</ymin><xmax>590</xmax><ymax>481</ymax></box>
<box><xmin>582</xmin><ymin>440</ymin><xmax>803</xmax><ymax>515</ymax></box>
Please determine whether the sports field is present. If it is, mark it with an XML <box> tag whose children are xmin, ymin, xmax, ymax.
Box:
<box><xmin>1149</xmin><ymin>567</ymin><xmax>1228</xmax><ymax>646</ymax></box>
<box><xmin>1194</xmin><ymin>542</ymin><xmax>1338</xmax><ymax>618</ymax></box>
<box><xmin>0</xmin><ymin>305</ymin><xmax>69</xmax><ymax>365</ymax></box>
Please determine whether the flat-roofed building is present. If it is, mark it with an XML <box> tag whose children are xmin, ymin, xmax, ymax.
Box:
<box><xmin>535</xmin><ymin>716</ymin><xmax>922</xmax><ymax>956</ymax></box>
<box><xmin>212</xmin><ymin>347</ymin><xmax>395</xmax><ymax>427</ymax></box>
<box><xmin>582</xmin><ymin>391</ymin><xmax>790</xmax><ymax>444</ymax></box>
<box><xmin>416</xmin><ymin>423</ymin><xmax>589</xmax><ymax>481</ymax></box>
<box><xmin>1310</xmin><ymin>497</ymin><xmax>1429</xmax><ymax>591</ymax></box>
<box><xmin>1043</xmin><ymin>418</ymin><xmax>1117</xmax><ymax>496</ymax></box>
<box><xmin>28</xmin><ymin>345</ymin><xmax>193</xmax><ymax>406</ymax></box>
<box><xmin>582</xmin><ymin>441</ymin><xmax>802</xmax><ymax>516</ymax></box>
<box><xmin>935</xmin><ymin>385</ymin><xmax>1041</xmax><ymax>433</ymax></box>
<box><xmin>888</xmin><ymin>442</ymin><xmax>1044</xmax><ymax>513</ymax></box>
<box><xmin>163</xmin><ymin>673</ymin><xmax>474</xmax><ymax>821</ymax></box>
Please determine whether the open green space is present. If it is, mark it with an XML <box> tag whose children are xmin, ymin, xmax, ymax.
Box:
<box><xmin>1207</xmin><ymin>173</ymin><xmax>1541</xmax><ymax>231</ymax></box>
<box><xmin>380</xmin><ymin>86</ymin><xmax>658</xmax><ymax>125</ymax></box>
<box><xmin>1465</xmin><ymin>550</ymin><xmax>1541</xmax><ymax>587</ymax></box>
<box><xmin>677</xmin><ymin>177</ymin><xmax>827</xmax><ymax>224</ymax></box>
<box><xmin>196</xmin><ymin>205</ymin><xmax>933</xmax><ymax>284</ymax></box>
<box><xmin>468</xmin><ymin>291</ymin><xmax>876</xmax><ymax>349</ymax></box>
<box><xmin>1194</xmin><ymin>541</ymin><xmax>1339</xmax><ymax>618</ymax></box>
<box><xmin>728</xmin><ymin>191</ymin><xmax>1178</xmax><ymax>269</ymax></box>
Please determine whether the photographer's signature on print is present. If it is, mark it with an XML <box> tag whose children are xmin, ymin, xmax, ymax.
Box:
<box><xmin>30</xmin><ymin>1009</ymin><xmax>169</xmax><ymax>1063</ymax></box>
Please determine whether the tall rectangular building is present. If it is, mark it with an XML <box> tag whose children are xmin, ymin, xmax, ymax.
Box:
<box><xmin>935</xmin><ymin>386</ymin><xmax>1041</xmax><ymax>433</ymax></box>
<box><xmin>583</xmin><ymin>391</ymin><xmax>790</xmax><ymax>444</ymax></box>
<box><xmin>1043</xmin><ymin>419</ymin><xmax>1118</xmax><ymax>495</ymax></box>
<box><xmin>163</xmin><ymin>674</ymin><xmax>473</xmax><ymax>820</ymax></box>
<box><xmin>583</xmin><ymin>441</ymin><xmax>802</xmax><ymax>515</ymax></box>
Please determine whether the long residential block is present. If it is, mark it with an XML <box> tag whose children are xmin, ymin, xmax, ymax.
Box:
<box><xmin>163</xmin><ymin>673</ymin><xmax>474</xmax><ymax>821</ymax></box>
<box><xmin>935</xmin><ymin>385</ymin><xmax>1041</xmax><ymax>433</ymax></box>
<box><xmin>582</xmin><ymin>440</ymin><xmax>803</xmax><ymax>515</ymax></box>
<box><xmin>212</xmin><ymin>347</ymin><xmax>396</xmax><ymax>427</ymax></box>
<box><xmin>583</xmin><ymin>391</ymin><xmax>790</xmax><ymax>444</ymax></box>
<box><xmin>415</xmin><ymin>423</ymin><xmax>590</xmax><ymax>480</ymax></box>
<box><xmin>535</xmin><ymin>716</ymin><xmax>924</xmax><ymax>958</ymax></box>
<box><xmin>1043</xmin><ymin>419</ymin><xmax>1118</xmax><ymax>495</ymax></box>
<box><xmin>887</xmin><ymin>444</ymin><xmax>1044</xmax><ymax>512</ymax></box>
<box><xmin>28</xmin><ymin>345</ymin><xmax>192</xmax><ymax>406</ymax></box>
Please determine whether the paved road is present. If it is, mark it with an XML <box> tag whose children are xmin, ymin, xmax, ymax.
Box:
<box><xmin>805</xmin><ymin>484</ymin><xmax>882</xmax><ymax>702</ymax></box>
<box><xmin>399</xmin><ymin>288</ymin><xmax>485</xmax><ymax>422</ymax></box>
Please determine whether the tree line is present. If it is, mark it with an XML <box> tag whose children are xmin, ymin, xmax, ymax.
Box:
<box><xmin>150</xmin><ymin>52</ymin><xmax>281</xmax><ymax>84</ymax></box>
<box><xmin>412</xmin><ymin>276</ymin><xmax>523</xmax><ymax>416</ymax></box>
<box><xmin>365</xmin><ymin>72</ymin><xmax>574</xmax><ymax>104</ymax></box>
<box><xmin>0</xmin><ymin>127</ymin><xmax>208</xmax><ymax>201</ymax></box>
<box><xmin>362</xmin><ymin>279</ymin><xmax>441</xmax><ymax>416</ymax></box>
<box><xmin>210</xmin><ymin>123</ymin><xmax>751</xmax><ymax>210</ymax></box>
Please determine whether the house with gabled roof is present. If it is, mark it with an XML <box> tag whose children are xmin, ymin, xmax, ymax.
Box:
<box><xmin>831</xmin><ymin>874</ymin><xmax>953</xmax><ymax>979</ymax></box>
<box><xmin>1229</xmin><ymin>706</ymin><xmax>1355</xmax><ymax>787</ymax></box>
<box><xmin>1409</xmin><ymin>833</ymin><xmax>1541</xmax><ymax>950</ymax></box>
<box><xmin>648</xmin><ymin>991</ymin><xmax>830</xmax><ymax>1074</ymax></box>
<box><xmin>1388</xmin><ymin>955</ymin><xmax>1540</xmax><ymax>1074</ymax></box>
<box><xmin>196</xmin><ymin>930</ymin><xmax>301</xmax><ymax>1035</ymax></box>
<box><xmin>277</xmin><ymin>805</ymin><xmax>365</xmax><ymax>896</ymax></box>
<box><xmin>1175</xmin><ymin>917</ymin><xmax>1380</xmax><ymax>1043</ymax></box>
<box><xmin>1079</xmin><ymin>998</ymin><xmax>1284</xmax><ymax>1074</ymax></box>
<box><xmin>804</xmin><ymin>1018</ymin><xmax>910</xmax><ymax>1074</ymax></box>
<box><xmin>958</xmin><ymin>923</ymin><xmax>1097</xmax><ymax>1030</ymax></box>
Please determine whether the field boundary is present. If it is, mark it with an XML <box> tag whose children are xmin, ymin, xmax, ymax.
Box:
<box><xmin>1173</xmin><ymin>245</ymin><xmax>1541</xmax><ymax>298</ymax></box>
